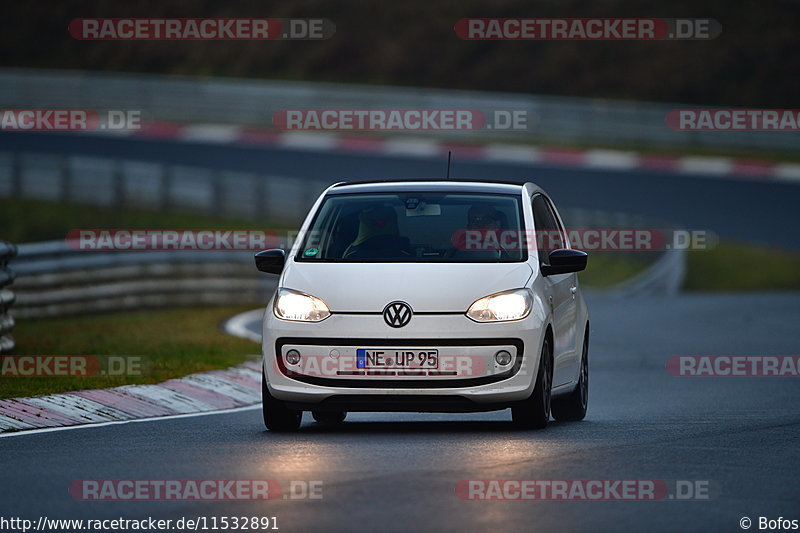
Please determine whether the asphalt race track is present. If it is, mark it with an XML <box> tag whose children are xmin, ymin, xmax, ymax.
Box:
<box><xmin>2</xmin><ymin>131</ymin><xmax>800</xmax><ymax>249</ymax></box>
<box><xmin>2</xmin><ymin>134</ymin><xmax>798</xmax><ymax>531</ymax></box>
<box><xmin>2</xmin><ymin>292</ymin><xmax>799</xmax><ymax>532</ymax></box>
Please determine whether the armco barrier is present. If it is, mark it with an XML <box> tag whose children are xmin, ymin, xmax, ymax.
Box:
<box><xmin>0</xmin><ymin>68</ymin><xmax>797</xmax><ymax>153</ymax></box>
<box><xmin>10</xmin><ymin>241</ymin><xmax>279</xmax><ymax>318</ymax></box>
<box><xmin>0</xmin><ymin>151</ymin><xmax>328</xmax><ymax>224</ymax></box>
<box><xmin>0</xmin><ymin>241</ymin><xmax>17</xmax><ymax>353</ymax></box>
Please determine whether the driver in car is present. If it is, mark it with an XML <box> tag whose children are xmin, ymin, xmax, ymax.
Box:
<box><xmin>450</xmin><ymin>204</ymin><xmax>511</xmax><ymax>259</ymax></box>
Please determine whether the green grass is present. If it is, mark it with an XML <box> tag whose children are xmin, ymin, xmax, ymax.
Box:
<box><xmin>684</xmin><ymin>242</ymin><xmax>800</xmax><ymax>291</ymax></box>
<box><xmin>0</xmin><ymin>197</ymin><xmax>291</xmax><ymax>243</ymax></box>
<box><xmin>580</xmin><ymin>241</ymin><xmax>800</xmax><ymax>291</ymax></box>
<box><xmin>2</xmin><ymin>305</ymin><xmax>260</xmax><ymax>399</ymax></box>
<box><xmin>578</xmin><ymin>252</ymin><xmax>651</xmax><ymax>288</ymax></box>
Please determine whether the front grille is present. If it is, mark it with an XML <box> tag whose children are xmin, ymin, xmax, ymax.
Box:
<box><xmin>275</xmin><ymin>337</ymin><xmax>524</xmax><ymax>388</ymax></box>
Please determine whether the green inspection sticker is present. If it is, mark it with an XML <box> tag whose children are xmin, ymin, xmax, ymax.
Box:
<box><xmin>304</xmin><ymin>248</ymin><xmax>319</xmax><ymax>257</ymax></box>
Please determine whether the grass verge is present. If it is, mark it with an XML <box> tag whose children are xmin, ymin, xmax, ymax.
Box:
<box><xmin>0</xmin><ymin>197</ymin><xmax>290</xmax><ymax>243</ymax></box>
<box><xmin>684</xmin><ymin>242</ymin><xmax>800</xmax><ymax>291</ymax></box>
<box><xmin>2</xmin><ymin>305</ymin><xmax>259</xmax><ymax>400</ymax></box>
<box><xmin>578</xmin><ymin>252</ymin><xmax>651</xmax><ymax>288</ymax></box>
<box><xmin>581</xmin><ymin>241</ymin><xmax>800</xmax><ymax>291</ymax></box>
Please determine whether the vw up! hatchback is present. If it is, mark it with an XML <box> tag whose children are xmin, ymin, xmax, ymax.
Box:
<box><xmin>255</xmin><ymin>180</ymin><xmax>589</xmax><ymax>431</ymax></box>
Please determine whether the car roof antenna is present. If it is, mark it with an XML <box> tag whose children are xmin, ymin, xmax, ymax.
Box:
<box><xmin>446</xmin><ymin>151</ymin><xmax>452</xmax><ymax>180</ymax></box>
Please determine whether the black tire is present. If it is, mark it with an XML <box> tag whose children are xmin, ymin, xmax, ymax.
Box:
<box><xmin>511</xmin><ymin>337</ymin><xmax>552</xmax><ymax>429</ymax></box>
<box><xmin>312</xmin><ymin>411</ymin><xmax>347</xmax><ymax>424</ymax></box>
<box><xmin>262</xmin><ymin>371</ymin><xmax>302</xmax><ymax>431</ymax></box>
<box><xmin>552</xmin><ymin>328</ymin><xmax>589</xmax><ymax>422</ymax></box>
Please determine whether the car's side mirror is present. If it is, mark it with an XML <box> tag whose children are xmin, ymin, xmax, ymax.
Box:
<box><xmin>255</xmin><ymin>249</ymin><xmax>286</xmax><ymax>275</ymax></box>
<box><xmin>540</xmin><ymin>249</ymin><xmax>588</xmax><ymax>276</ymax></box>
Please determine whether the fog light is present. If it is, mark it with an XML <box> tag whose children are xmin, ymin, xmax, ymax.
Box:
<box><xmin>285</xmin><ymin>349</ymin><xmax>301</xmax><ymax>365</ymax></box>
<box><xmin>495</xmin><ymin>350</ymin><xmax>512</xmax><ymax>366</ymax></box>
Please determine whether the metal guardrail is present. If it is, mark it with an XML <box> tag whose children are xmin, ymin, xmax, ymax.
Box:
<box><xmin>0</xmin><ymin>68</ymin><xmax>797</xmax><ymax>153</ymax></box>
<box><xmin>11</xmin><ymin>241</ymin><xmax>278</xmax><ymax>318</ymax></box>
<box><xmin>0</xmin><ymin>151</ymin><xmax>329</xmax><ymax>223</ymax></box>
<box><xmin>0</xmin><ymin>241</ymin><xmax>17</xmax><ymax>352</ymax></box>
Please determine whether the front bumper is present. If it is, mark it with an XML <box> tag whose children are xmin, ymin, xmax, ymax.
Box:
<box><xmin>262</xmin><ymin>311</ymin><xmax>546</xmax><ymax>408</ymax></box>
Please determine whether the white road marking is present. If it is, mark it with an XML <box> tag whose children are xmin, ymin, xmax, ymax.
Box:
<box><xmin>483</xmin><ymin>143</ymin><xmax>541</xmax><ymax>163</ymax></box>
<box><xmin>223</xmin><ymin>308</ymin><xmax>264</xmax><ymax>343</ymax></box>
<box><xmin>774</xmin><ymin>163</ymin><xmax>800</xmax><ymax>182</ymax></box>
<box><xmin>0</xmin><ymin>404</ymin><xmax>261</xmax><ymax>439</ymax></box>
<box><xmin>182</xmin><ymin>124</ymin><xmax>242</xmax><ymax>143</ymax></box>
<box><xmin>677</xmin><ymin>156</ymin><xmax>733</xmax><ymax>176</ymax></box>
<box><xmin>383</xmin><ymin>138</ymin><xmax>441</xmax><ymax>157</ymax></box>
<box><xmin>277</xmin><ymin>131</ymin><xmax>340</xmax><ymax>150</ymax></box>
<box><xmin>584</xmin><ymin>149</ymin><xmax>640</xmax><ymax>170</ymax></box>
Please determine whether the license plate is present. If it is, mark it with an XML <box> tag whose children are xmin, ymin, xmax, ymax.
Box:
<box><xmin>356</xmin><ymin>349</ymin><xmax>439</xmax><ymax>369</ymax></box>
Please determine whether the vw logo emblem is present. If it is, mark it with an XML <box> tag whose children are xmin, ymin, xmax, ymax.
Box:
<box><xmin>383</xmin><ymin>301</ymin><xmax>412</xmax><ymax>328</ymax></box>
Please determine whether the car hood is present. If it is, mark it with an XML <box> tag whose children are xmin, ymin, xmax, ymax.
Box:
<box><xmin>281</xmin><ymin>262</ymin><xmax>533</xmax><ymax>312</ymax></box>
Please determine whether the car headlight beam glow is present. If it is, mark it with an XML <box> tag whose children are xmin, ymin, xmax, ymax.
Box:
<box><xmin>466</xmin><ymin>289</ymin><xmax>532</xmax><ymax>322</ymax></box>
<box><xmin>274</xmin><ymin>288</ymin><xmax>331</xmax><ymax>322</ymax></box>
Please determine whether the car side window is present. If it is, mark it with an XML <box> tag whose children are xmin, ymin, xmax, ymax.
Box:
<box><xmin>544</xmin><ymin>197</ymin><xmax>569</xmax><ymax>249</ymax></box>
<box><xmin>531</xmin><ymin>194</ymin><xmax>564</xmax><ymax>265</ymax></box>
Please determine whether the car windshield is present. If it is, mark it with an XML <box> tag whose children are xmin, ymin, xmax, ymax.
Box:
<box><xmin>296</xmin><ymin>191</ymin><xmax>526</xmax><ymax>262</ymax></box>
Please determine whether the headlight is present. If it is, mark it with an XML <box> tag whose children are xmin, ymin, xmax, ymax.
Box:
<box><xmin>466</xmin><ymin>288</ymin><xmax>532</xmax><ymax>322</ymax></box>
<box><xmin>274</xmin><ymin>288</ymin><xmax>331</xmax><ymax>322</ymax></box>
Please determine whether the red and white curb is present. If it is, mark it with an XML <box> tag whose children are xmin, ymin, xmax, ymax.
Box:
<box><xmin>0</xmin><ymin>359</ymin><xmax>262</xmax><ymax>433</ymax></box>
<box><xmin>103</xmin><ymin>121</ymin><xmax>800</xmax><ymax>183</ymax></box>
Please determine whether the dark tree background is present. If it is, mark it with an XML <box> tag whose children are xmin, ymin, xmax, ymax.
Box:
<box><xmin>1</xmin><ymin>0</ymin><xmax>797</xmax><ymax>106</ymax></box>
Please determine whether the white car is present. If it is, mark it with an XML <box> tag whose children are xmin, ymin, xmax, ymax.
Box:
<box><xmin>256</xmin><ymin>180</ymin><xmax>589</xmax><ymax>431</ymax></box>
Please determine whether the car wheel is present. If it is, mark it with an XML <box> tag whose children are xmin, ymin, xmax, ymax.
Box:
<box><xmin>312</xmin><ymin>411</ymin><xmax>347</xmax><ymax>424</ymax></box>
<box><xmin>552</xmin><ymin>328</ymin><xmax>589</xmax><ymax>422</ymax></box>
<box><xmin>511</xmin><ymin>337</ymin><xmax>552</xmax><ymax>429</ymax></box>
<box><xmin>262</xmin><ymin>371</ymin><xmax>302</xmax><ymax>431</ymax></box>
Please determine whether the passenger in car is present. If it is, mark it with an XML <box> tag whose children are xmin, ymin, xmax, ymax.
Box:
<box><xmin>343</xmin><ymin>205</ymin><xmax>411</xmax><ymax>259</ymax></box>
